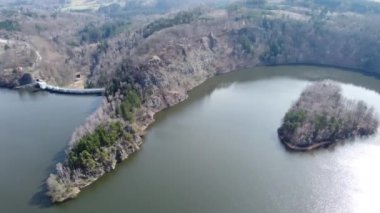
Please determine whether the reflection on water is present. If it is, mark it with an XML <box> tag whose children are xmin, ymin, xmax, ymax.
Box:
<box><xmin>340</xmin><ymin>143</ymin><xmax>380</xmax><ymax>213</ymax></box>
<box><xmin>338</xmin><ymin>83</ymin><xmax>380</xmax><ymax>212</ymax></box>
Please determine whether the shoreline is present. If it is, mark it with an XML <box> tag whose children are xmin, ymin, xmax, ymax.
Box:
<box><xmin>280</xmin><ymin>140</ymin><xmax>333</xmax><ymax>151</ymax></box>
<box><xmin>277</xmin><ymin>80</ymin><xmax>379</xmax><ymax>152</ymax></box>
<box><xmin>4</xmin><ymin>64</ymin><xmax>378</xmax><ymax>203</ymax></box>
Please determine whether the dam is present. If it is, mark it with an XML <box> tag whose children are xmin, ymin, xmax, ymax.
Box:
<box><xmin>32</xmin><ymin>80</ymin><xmax>105</xmax><ymax>95</ymax></box>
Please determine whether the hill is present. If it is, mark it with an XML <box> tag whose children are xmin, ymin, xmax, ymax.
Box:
<box><xmin>46</xmin><ymin>0</ymin><xmax>380</xmax><ymax>202</ymax></box>
<box><xmin>0</xmin><ymin>0</ymin><xmax>380</xmax><ymax>203</ymax></box>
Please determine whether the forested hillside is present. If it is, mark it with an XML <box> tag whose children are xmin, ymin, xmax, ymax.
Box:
<box><xmin>1</xmin><ymin>0</ymin><xmax>380</xmax><ymax>203</ymax></box>
<box><xmin>41</xmin><ymin>0</ymin><xmax>380</xmax><ymax>202</ymax></box>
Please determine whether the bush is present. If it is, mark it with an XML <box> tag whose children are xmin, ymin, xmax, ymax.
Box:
<box><xmin>119</xmin><ymin>90</ymin><xmax>141</xmax><ymax>121</ymax></box>
<box><xmin>142</xmin><ymin>9</ymin><xmax>202</xmax><ymax>38</ymax></box>
<box><xmin>0</xmin><ymin>20</ymin><xmax>20</xmax><ymax>31</ymax></box>
<box><xmin>238</xmin><ymin>34</ymin><xmax>253</xmax><ymax>54</ymax></box>
<box><xmin>283</xmin><ymin>110</ymin><xmax>306</xmax><ymax>131</ymax></box>
<box><xmin>68</xmin><ymin>122</ymin><xmax>124</xmax><ymax>172</ymax></box>
<box><xmin>79</xmin><ymin>21</ymin><xmax>129</xmax><ymax>44</ymax></box>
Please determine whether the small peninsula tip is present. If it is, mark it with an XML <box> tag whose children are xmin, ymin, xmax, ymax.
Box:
<box><xmin>278</xmin><ymin>80</ymin><xmax>379</xmax><ymax>151</ymax></box>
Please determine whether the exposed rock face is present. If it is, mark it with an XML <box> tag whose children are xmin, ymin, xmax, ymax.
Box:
<box><xmin>278</xmin><ymin>80</ymin><xmax>379</xmax><ymax>151</ymax></box>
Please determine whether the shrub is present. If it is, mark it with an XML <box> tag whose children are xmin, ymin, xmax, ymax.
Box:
<box><xmin>0</xmin><ymin>20</ymin><xmax>20</xmax><ymax>31</ymax></box>
<box><xmin>119</xmin><ymin>90</ymin><xmax>141</xmax><ymax>121</ymax></box>
<box><xmin>239</xmin><ymin>34</ymin><xmax>253</xmax><ymax>54</ymax></box>
<box><xmin>142</xmin><ymin>9</ymin><xmax>202</xmax><ymax>38</ymax></box>
<box><xmin>68</xmin><ymin>122</ymin><xmax>124</xmax><ymax>172</ymax></box>
<box><xmin>79</xmin><ymin>21</ymin><xmax>129</xmax><ymax>44</ymax></box>
<box><xmin>283</xmin><ymin>110</ymin><xmax>306</xmax><ymax>131</ymax></box>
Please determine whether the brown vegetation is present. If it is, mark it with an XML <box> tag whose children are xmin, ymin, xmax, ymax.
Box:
<box><xmin>2</xmin><ymin>0</ymin><xmax>380</xmax><ymax>203</ymax></box>
<box><xmin>46</xmin><ymin>1</ymin><xmax>380</xmax><ymax>202</ymax></box>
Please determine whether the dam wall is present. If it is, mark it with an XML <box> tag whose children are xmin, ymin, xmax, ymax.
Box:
<box><xmin>35</xmin><ymin>81</ymin><xmax>105</xmax><ymax>95</ymax></box>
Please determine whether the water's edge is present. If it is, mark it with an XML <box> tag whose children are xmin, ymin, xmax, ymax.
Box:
<box><xmin>6</xmin><ymin>63</ymin><xmax>379</xmax><ymax>203</ymax></box>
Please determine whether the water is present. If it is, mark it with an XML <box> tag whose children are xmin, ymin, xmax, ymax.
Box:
<box><xmin>0</xmin><ymin>90</ymin><xmax>102</xmax><ymax>211</ymax></box>
<box><xmin>1</xmin><ymin>66</ymin><xmax>380</xmax><ymax>213</ymax></box>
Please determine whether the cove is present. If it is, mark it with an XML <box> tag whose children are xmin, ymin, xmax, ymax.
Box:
<box><xmin>1</xmin><ymin>65</ymin><xmax>380</xmax><ymax>213</ymax></box>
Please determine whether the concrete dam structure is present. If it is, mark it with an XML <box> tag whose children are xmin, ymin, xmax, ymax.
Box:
<box><xmin>36</xmin><ymin>80</ymin><xmax>105</xmax><ymax>95</ymax></box>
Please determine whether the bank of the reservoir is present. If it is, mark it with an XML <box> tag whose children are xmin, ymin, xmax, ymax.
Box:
<box><xmin>2</xmin><ymin>66</ymin><xmax>380</xmax><ymax>212</ymax></box>
<box><xmin>47</xmin><ymin>62</ymin><xmax>380</xmax><ymax>202</ymax></box>
<box><xmin>0</xmin><ymin>89</ymin><xmax>102</xmax><ymax>212</ymax></box>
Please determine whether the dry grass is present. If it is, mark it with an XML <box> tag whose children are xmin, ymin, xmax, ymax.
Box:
<box><xmin>62</xmin><ymin>0</ymin><xmax>125</xmax><ymax>11</ymax></box>
<box><xmin>67</xmin><ymin>78</ymin><xmax>85</xmax><ymax>89</ymax></box>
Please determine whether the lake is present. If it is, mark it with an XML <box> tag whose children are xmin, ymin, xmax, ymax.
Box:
<box><xmin>1</xmin><ymin>66</ymin><xmax>380</xmax><ymax>213</ymax></box>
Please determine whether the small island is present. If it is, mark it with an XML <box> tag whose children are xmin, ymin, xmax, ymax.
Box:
<box><xmin>278</xmin><ymin>80</ymin><xmax>379</xmax><ymax>151</ymax></box>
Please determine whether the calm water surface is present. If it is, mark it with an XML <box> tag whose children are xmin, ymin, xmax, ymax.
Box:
<box><xmin>1</xmin><ymin>66</ymin><xmax>380</xmax><ymax>213</ymax></box>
